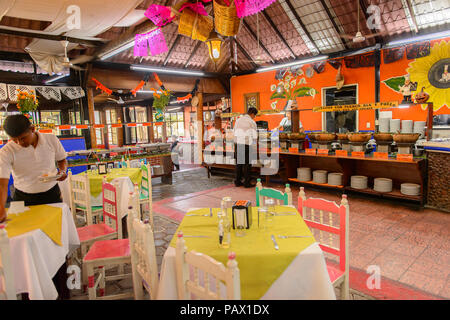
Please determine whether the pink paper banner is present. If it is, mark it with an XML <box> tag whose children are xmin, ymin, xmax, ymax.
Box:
<box><xmin>133</xmin><ymin>28</ymin><xmax>168</xmax><ymax>57</ymax></box>
<box><xmin>235</xmin><ymin>0</ymin><xmax>277</xmax><ymax>18</ymax></box>
<box><xmin>179</xmin><ymin>2</ymin><xmax>208</xmax><ymax>16</ymax></box>
<box><xmin>144</xmin><ymin>4</ymin><xmax>174</xmax><ymax>27</ymax></box>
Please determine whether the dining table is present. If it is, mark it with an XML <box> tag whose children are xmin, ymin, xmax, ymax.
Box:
<box><xmin>60</xmin><ymin>167</ymin><xmax>142</xmax><ymax>218</ymax></box>
<box><xmin>156</xmin><ymin>205</ymin><xmax>336</xmax><ymax>300</ymax></box>
<box><xmin>0</xmin><ymin>203</ymin><xmax>80</xmax><ymax>300</ymax></box>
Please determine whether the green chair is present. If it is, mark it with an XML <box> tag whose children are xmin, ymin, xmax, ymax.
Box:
<box><xmin>255</xmin><ymin>178</ymin><xmax>292</xmax><ymax>207</ymax></box>
<box><xmin>137</xmin><ymin>164</ymin><xmax>153</xmax><ymax>229</ymax></box>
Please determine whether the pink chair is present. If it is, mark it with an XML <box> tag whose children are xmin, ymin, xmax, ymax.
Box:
<box><xmin>298</xmin><ymin>187</ymin><xmax>350</xmax><ymax>299</ymax></box>
<box><xmin>77</xmin><ymin>179</ymin><xmax>122</xmax><ymax>290</ymax></box>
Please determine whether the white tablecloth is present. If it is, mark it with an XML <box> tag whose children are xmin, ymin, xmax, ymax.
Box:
<box><xmin>156</xmin><ymin>207</ymin><xmax>336</xmax><ymax>300</ymax></box>
<box><xmin>59</xmin><ymin>176</ymin><xmax>134</xmax><ymax>219</ymax></box>
<box><xmin>6</xmin><ymin>203</ymin><xmax>80</xmax><ymax>300</ymax></box>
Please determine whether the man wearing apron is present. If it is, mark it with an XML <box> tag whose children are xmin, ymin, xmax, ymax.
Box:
<box><xmin>0</xmin><ymin>114</ymin><xmax>70</xmax><ymax>299</ymax></box>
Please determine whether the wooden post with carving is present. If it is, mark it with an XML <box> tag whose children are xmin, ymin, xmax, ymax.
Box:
<box><xmin>87</xmin><ymin>88</ymin><xmax>97</xmax><ymax>149</ymax></box>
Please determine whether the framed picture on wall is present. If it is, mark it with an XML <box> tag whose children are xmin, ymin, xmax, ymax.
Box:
<box><xmin>244</xmin><ymin>92</ymin><xmax>260</xmax><ymax>113</ymax></box>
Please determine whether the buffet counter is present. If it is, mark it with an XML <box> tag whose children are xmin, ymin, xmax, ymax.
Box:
<box><xmin>280</xmin><ymin>151</ymin><xmax>426</xmax><ymax>205</ymax></box>
<box><xmin>423</xmin><ymin>141</ymin><xmax>450</xmax><ymax>212</ymax></box>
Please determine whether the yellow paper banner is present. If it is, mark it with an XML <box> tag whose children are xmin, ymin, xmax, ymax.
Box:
<box><xmin>313</xmin><ymin>101</ymin><xmax>399</xmax><ymax>112</ymax></box>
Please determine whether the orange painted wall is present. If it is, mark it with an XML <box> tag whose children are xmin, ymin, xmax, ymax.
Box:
<box><xmin>231</xmin><ymin>62</ymin><xmax>376</xmax><ymax>131</ymax></box>
<box><xmin>231</xmin><ymin>37</ymin><xmax>449</xmax><ymax>131</ymax></box>
<box><xmin>380</xmin><ymin>37</ymin><xmax>450</xmax><ymax>119</ymax></box>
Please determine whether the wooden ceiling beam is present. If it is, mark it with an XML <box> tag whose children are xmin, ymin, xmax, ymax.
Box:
<box><xmin>234</xmin><ymin>38</ymin><xmax>258</xmax><ymax>70</ymax></box>
<box><xmin>261</xmin><ymin>10</ymin><xmax>297</xmax><ymax>59</ymax></box>
<box><xmin>359</xmin><ymin>0</ymin><xmax>384</xmax><ymax>44</ymax></box>
<box><xmin>283</xmin><ymin>0</ymin><xmax>321</xmax><ymax>55</ymax></box>
<box><xmin>242</xmin><ymin>19</ymin><xmax>276</xmax><ymax>63</ymax></box>
<box><xmin>0</xmin><ymin>27</ymin><xmax>105</xmax><ymax>47</ymax></box>
<box><xmin>318</xmin><ymin>0</ymin><xmax>350</xmax><ymax>50</ymax></box>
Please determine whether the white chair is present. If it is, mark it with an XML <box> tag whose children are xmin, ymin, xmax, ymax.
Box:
<box><xmin>175</xmin><ymin>233</ymin><xmax>240</xmax><ymax>300</ymax></box>
<box><xmin>68</xmin><ymin>171</ymin><xmax>102</xmax><ymax>226</ymax></box>
<box><xmin>129</xmin><ymin>198</ymin><xmax>159</xmax><ymax>300</ymax></box>
<box><xmin>298</xmin><ymin>187</ymin><xmax>350</xmax><ymax>299</ymax></box>
<box><xmin>0</xmin><ymin>226</ymin><xmax>16</xmax><ymax>300</ymax></box>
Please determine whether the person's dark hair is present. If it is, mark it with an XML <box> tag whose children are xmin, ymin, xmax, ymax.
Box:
<box><xmin>3</xmin><ymin>114</ymin><xmax>32</xmax><ymax>137</ymax></box>
<box><xmin>247</xmin><ymin>107</ymin><xmax>258</xmax><ymax>116</ymax></box>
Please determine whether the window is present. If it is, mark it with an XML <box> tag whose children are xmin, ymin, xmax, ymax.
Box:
<box><xmin>324</xmin><ymin>86</ymin><xmax>357</xmax><ymax>133</ymax></box>
<box><xmin>155</xmin><ymin>111</ymin><xmax>184</xmax><ymax>138</ymax></box>
<box><xmin>40</xmin><ymin>111</ymin><xmax>61</xmax><ymax>135</ymax></box>
<box><xmin>105</xmin><ymin>109</ymin><xmax>118</xmax><ymax>146</ymax></box>
<box><xmin>0</xmin><ymin>111</ymin><xmax>20</xmax><ymax>140</ymax></box>
<box><xmin>70</xmin><ymin>111</ymin><xmax>82</xmax><ymax>136</ymax></box>
<box><xmin>94</xmin><ymin>111</ymin><xmax>103</xmax><ymax>146</ymax></box>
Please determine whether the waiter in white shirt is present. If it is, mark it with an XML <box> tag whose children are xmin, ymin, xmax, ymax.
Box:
<box><xmin>233</xmin><ymin>107</ymin><xmax>258</xmax><ymax>188</ymax></box>
<box><xmin>276</xmin><ymin>111</ymin><xmax>304</xmax><ymax>132</ymax></box>
<box><xmin>0</xmin><ymin>114</ymin><xmax>69</xmax><ymax>299</ymax></box>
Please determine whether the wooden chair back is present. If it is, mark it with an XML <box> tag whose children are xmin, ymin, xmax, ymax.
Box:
<box><xmin>298</xmin><ymin>187</ymin><xmax>349</xmax><ymax>274</ymax></box>
<box><xmin>175</xmin><ymin>233</ymin><xmax>240</xmax><ymax>300</ymax></box>
<box><xmin>102</xmin><ymin>180</ymin><xmax>122</xmax><ymax>239</ymax></box>
<box><xmin>68</xmin><ymin>171</ymin><xmax>94</xmax><ymax>225</ymax></box>
<box><xmin>140</xmin><ymin>164</ymin><xmax>153</xmax><ymax>228</ymax></box>
<box><xmin>0</xmin><ymin>227</ymin><xmax>16</xmax><ymax>300</ymax></box>
<box><xmin>127</xmin><ymin>199</ymin><xmax>159</xmax><ymax>300</ymax></box>
<box><xmin>255</xmin><ymin>179</ymin><xmax>292</xmax><ymax>206</ymax></box>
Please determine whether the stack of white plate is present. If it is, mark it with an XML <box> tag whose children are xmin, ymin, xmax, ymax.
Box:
<box><xmin>401</xmin><ymin>120</ymin><xmax>413</xmax><ymax>133</ymax></box>
<box><xmin>413</xmin><ymin>121</ymin><xmax>426</xmax><ymax>138</ymax></box>
<box><xmin>215</xmin><ymin>154</ymin><xmax>224</xmax><ymax>164</ymax></box>
<box><xmin>374</xmin><ymin>178</ymin><xmax>393</xmax><ymax>192</ymax></box>
<box><xmin>297</xmin><ymin>167</ymin><xmax>311</xmax><ymax>181</ymax></box>
<box><xmin>313</xmin><ymin>170</ymin><xmax>327</xmax><ymax>184</ymax></box>
<box><xmin>328</xmin><ymin>172</ymin><xmax>343</xmax><ymax>186</ymax></box>
<box><xmin>351</xmin><ymin>176</ymin><xmax>368</xmax><ymax>189</ymax></box>
<box><xmin>379</xmin><ymin>118</ymin><xmax>390</xmax><ymax>132</ymax></box>
<box><xmin>401</xmin><ymin>183</ymin><xmax>420</xmax><ymax>196</ymax></box>
<box><xmin>390</xmin><ymin>119</ymin><xmax>401</xmax><ymax>133</ymax></box>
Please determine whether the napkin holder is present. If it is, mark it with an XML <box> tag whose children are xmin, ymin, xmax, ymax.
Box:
<box><xmin>8</xmin><ymin>201</ymin><xmax>29</xmax><ymax>214</ymax></box>
<box><xmin>232</xmin><ymin>200</ymin><xmax>252</xmax><ymax>229</ymax></box>
<box><xmin>98</xmin><ymin>163</ymin><xmax>107</xmax><ymax>175</ymax></box>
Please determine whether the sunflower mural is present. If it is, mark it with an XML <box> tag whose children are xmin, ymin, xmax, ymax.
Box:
<box><xmin>383</xmin><ymin>40</ymin><xmax>450</xmax><ymax>111</ymax></box>
<box><xmin>269</xmin><ymin>67</ymin><xmax>317</xmax><ymax>110</ymax></box>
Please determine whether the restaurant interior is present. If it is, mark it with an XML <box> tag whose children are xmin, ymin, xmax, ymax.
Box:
<box><xmin>0</xmin><ymin>0</ymin><xmax>449</xmax><ymax>302</ymax></box>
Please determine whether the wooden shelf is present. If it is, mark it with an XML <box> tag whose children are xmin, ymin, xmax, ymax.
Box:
<box><xmin>345</xmin><ymin>187</ymin><xmax>422</xmax><ymax>202</ymax></box>
<box><xmin>280</xmin><ymin>151</ymin><xmax>423</xmax><ymax>164</ymax></box>
<box><xmin>288</xmin><ymin>178</ymin><xmax>344</xmax><ymax>189</ymax></box>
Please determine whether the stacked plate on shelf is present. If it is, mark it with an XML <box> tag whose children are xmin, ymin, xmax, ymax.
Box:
<box><xmin>328</xmin><ymin>172</ymin><xmax>343</xmax><ymax>186</ymax></box>
<box><xmin>313</xmin><ymin>170</ymin><xmax>327</xmax><ymax>184</ymax></box>
<box><xmin>374</xmin><ymin>178</ymin><xmax>393</xmax><ymax>192</ymax></box>
<box><xmin>400</xmin><ymin>183</ymin><xmax>420</xmax><ymax>196</ymax></box>
<box><xmin>401</xmin><ymin>120</ymin><xmax>414</xmax><ymax>133</ymax></box>
<box><xmin>379</xmin><ymin>118</ymin><xmax>390</xmax><ymax>133</ymax></box>
<box><xmin>413</xmin><ymin>121</ymin><xmax>426</xmax><ymax>138</ymax></box>
<box><xmin>390</xmin><ymin>119</ymin><xmax>401</xmax><ymax>133</ymax></box>
<box><xmin>297</xmin><ymin>167</ymin><xmax>311</xmax><ymax>181</ymax></box>
<box><xmin>350</xmin><ymin>176</ymin><xmax>368</xmax><ymax>189</ymax></box>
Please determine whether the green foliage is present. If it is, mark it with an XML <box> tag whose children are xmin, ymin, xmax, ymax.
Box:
<box><xmin>153</xmin><ymin>91</ymin><xmax>172</xmax><ymax>111</ymax></box>
<box><xmin>270</xmin><ymin>92</ymin><xmax>286</xmax><ymax>100</ymax></box>
<box><xmin>294</xmin><ymin>87</ymin><xmax>313</xmax><ymax>97</ymax></box>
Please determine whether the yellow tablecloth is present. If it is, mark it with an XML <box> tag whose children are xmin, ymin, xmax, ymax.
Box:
<box><xmin>170</xmin><ymin>206</ymin><xmax>316</xmax><ymax>300</ymax></box>
<box><xmin>5</xmin><ymin>205</ymin><xmax>63</xmax><ymax>246</ymax></box>
<box><xmin>86</xmin><ymin>168</ymin><xmax>142</xmax><ymax>197</ymax></box>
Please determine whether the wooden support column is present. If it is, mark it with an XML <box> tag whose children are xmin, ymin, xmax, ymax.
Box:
<box><xmin>147</xmin><ymin>105</ymin><xmax>154</xmax><ymax>142</ymax></box>
<box><xmin>116</xmin><ymin>107</ymin><xmax>124</xmax><ymax>147</ymax></box>
<box><xmin>87</xmin><ymin>88</ymin><xmax>97</xmax><ymax>149</ymax></box>
<box><xmin>291</xmin><ymin>100</ymin><xmax>299</xmax><ymax>133</ymax></box>
<box><xmin>100</xmin><ymin>109</ymin><xmax>109</xmax><ymax>149</ymax></box>
<box><xmin>426</xmin><ymin>102</ymin><xmax>434</xmax><ymax>141</ymax></box>
<box><xmin>196</xmin><ymin>92</ymin><xmax>204</xmax><ymax>164</ymax></box>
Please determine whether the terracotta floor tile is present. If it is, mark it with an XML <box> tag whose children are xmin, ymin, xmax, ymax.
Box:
<box><xmin>349</xmin><ymin>230</ymin><xmax>369</xmax><ymax>243</ymax></box>
<box><xmin>370</xmin><ymin>250</ymin><xmax>418</xmax><ymax>281</ymax></box>
<box><xmin>397</xmin><ymin>231</ymin><xmax>434</xmax><ymax>247</ymax></box>
<box><xmin>351</xmin><ymin>242</ymin><xmax>385</xmax><ymax>258</ymax></box>
<box><xmin>427</xmin><ymin>234</ymin><xmax>450</xmax><ymax>251</ymax></box>
<box><xmin>439</xmin><ymin>277</ymin><xmax>450</xmax><ymax>299</ymax></box>
<box><xmin>418</xmin><ymin>247</ymin><xmax>450</xmax><ymax>266</ymax></box>
<box><xmin>409</xmin><ymin>221</ymin><xmax>445</xmax><ymax>235</ymax></box>
<box><xmin>357</xmin><ymin>233</ymin><xmax>397</xmax><ymax>250</ymax></box>
<box><xmin>399</xmin><ymin>270</ymin><xmax>446</xmax><ymax>297</ymax></box>
<box><xmin>349</xmin><ymin>221</ymin><xmax>379</xmax><ymax>234</ymax></box>
<box><xmin>407</xmin><ymin>256</ymin><xmax>450</xmax><ymax>279</ymax></box>
<box><xmin>350</xmin><ymin>252</ymin><xmax>380</xmax><ymax>271</ymax></box>
<box><xmin>166</xmin><ymin>195</ymin><xmax>224</xmax><ymax>211</ymax></box>
<box><xmin>388</xmin><ymin>239</ymin><xmax>428</xmax><ymax>258</ymax></box>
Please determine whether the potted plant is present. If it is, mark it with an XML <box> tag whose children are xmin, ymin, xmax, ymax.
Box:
<box><xmin>153</xmin><ymin>89</ymin><xmax>172</xmax><ymax>122</ymax></box>
<box><xmin>16</xmin><ymin>90</ymin><xmax>38</xmax><ymax>121</ymax></box>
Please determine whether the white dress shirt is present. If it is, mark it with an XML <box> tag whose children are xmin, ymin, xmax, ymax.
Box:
<box><xmin>233</xmin><ymin>114</ymin><xmax>257</xmax><ymax>145</ymax></box>
<box><xmin>279</xmin><ymin>117</ymin><xmax>303</xmax><ymax>128</ymax></box>
<box><xmin>0</xmin><ymin>133</ymin><xmax>67</xmax><ymax>193</ymax></box>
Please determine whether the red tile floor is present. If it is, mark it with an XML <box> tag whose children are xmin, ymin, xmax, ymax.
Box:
<box><xmin>153</xmin><ymin>182</ymin><xmax>450</xmax><ymax>300</ymax></box>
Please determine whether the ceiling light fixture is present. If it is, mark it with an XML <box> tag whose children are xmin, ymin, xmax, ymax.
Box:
<box><xmin>256</xmin><ymin>55</ymin><xmax>329</xmax><ymax>73</ymax></box>
<box><xmin>45</xmin><ymin>74</ymin><xmax>69</xmax><ymax>84</ymax></box>
<box><xmin>386</xmin><ymin>30</ymin><xmax>450</xmax><ymax>47</ymax></box>
<box><xmin>99</xmin><ymin>39</ymin><xmax>135</xmax><ymax>61</ymax></box>
<box><xmin>130</xmin><ymin>65</ymin><xmax>205</xmax><ymax>76</ymax></box>
<box><xmin>137</xmin><ymin>90</ymin><xmax>162</xmax><ymax>94</ymax></box>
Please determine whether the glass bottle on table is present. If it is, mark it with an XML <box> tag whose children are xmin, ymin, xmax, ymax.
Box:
<box><xmin>218</xmin><ymin>216</ymin><xmax>231</xmax><ymax>249</ymax></box>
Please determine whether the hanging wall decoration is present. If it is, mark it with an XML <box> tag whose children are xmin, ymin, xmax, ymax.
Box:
<box><xmin>406</xmin><ymin>41</ymin><xmax>430</xmax><ymax>60</ymax></box>
<box><xmin>327</xmin><ymin>59</ymin><xmax>342</xmax><ymax>70</ymax></box>
<box><xmin>176</xmin><ymin>79</ymin><xmax>200</xmax><ymax>102</ymax></box>
<box><xmin>60</xmin><ymin>87</ymin><xmax>85</xmax><ymax>100</ymax></box>
<box><xmin>312</xmin><ymin>61</ymin><xmax>326</xmax><ymax>74</ymax></box>
<box><xmin>383</xmin><ymin>47</ymin><xmax>405</xmax><ymax>64</ymax></box>
<box><xmin>134</xmin><ymin>28</ymin><xmax>168</xmax><ymax>57</ymax></box>
<box><xmin>35</xmin><ymin>87</ymin><xmax>62</xmax><ymax>102</ymax></box>
<box><xmin>344</xmin><ymin>52</ymin><xmax>375</xmax><ymax>68</ymax></box>
<box><xmin>91</xmin><ymin>78</ymin><xmax>147</xmax><ymax>99</ymax></box>
<box><xmin>234</xmin><ymin>0</ymin><xmax>277</xmax><ymax>18</ymax></box>
<box><xmin>144</xmin><ymin>4</ymin><xmax>176</xmax><ymax>27</ymax></box>
<box><xmin>0</xmin><ymin>83</ymin><xmax>7</xmax><ymax>101</ymax></box>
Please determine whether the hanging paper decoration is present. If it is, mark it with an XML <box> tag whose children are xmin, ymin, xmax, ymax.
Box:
<box><xmin>344</xmin><ymin>52</ymin><xmax>375</xmax><ymax>68</ymax></box>
<box><xmin>153</xmin><ymin>72</ymin><xmax>163</xmax><ymax>88</ymax></box>
<box><xmin>35</xmin><ymin>87</ymin><xmax>62</xmax><ymax>102</ymax></box>
<box><xmin>60</xmin><ymin>87</ymin><xmax>85</xmax><ymax>100</ymax></box>
<box><xmin>179</xmin><ymin>2</ymin><xmax>208</xmax><ymax>16</ymax></box>
<box><xmin>7</xmin><ymin>85</ymin><xmax>36</xmax><ymax>102</ymax></box>
<box><xmin>131</xmin><ymin>81</ymin><xmax>145</xmax><ymax>96</ymax></box>
<box><xmin>327</xmin><ymin>59</ymin><xmax>342</xmax><ymax>70</ymax></box>
<box><xmin>383</xmin><ymin>47</ymin><xmax>405</xmax><ymax>64</ymax></box>
<box><xmin>134</xmin><ymin>28</ymin><xmax>168</xmax><ymax>57</ymax></box>
<box><xmin>406</xmin><ymin>41</ymin><xmax>430</xmax><ymax>60</ymax></box>
<box><xmin>312</xmin><ymin>61</ymin><xmax>326</xmax><ymax>74</ymax></box>
<box><xmin>235</xmin><ymin>0</ymin><xmax>277</xmax><ymax>18</ymax></box>
<box><xmin>92</xmin><ymin>78</ymin><xmax>113</xmax><ymax>95</ymax></box>
<box><xmin>0</xmin><ymin>83</ymin><xmax>7</xmax><ymax>101</ymax></box>
<box><xmin>144</xmin><ymin>4</ymin><xmax>175</xmax><ymax>27</ymax></box>
<box><xmin>177</xmin><ymin>93</ymin><xmax>192</xmax><ymax>102</ymax></box>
